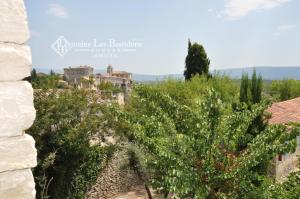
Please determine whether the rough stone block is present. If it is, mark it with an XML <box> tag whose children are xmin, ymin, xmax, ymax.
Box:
<box><xmin>0</xmin><ymin>0</ymin><xmax>29</xmax><ymax>44</ymax></box>
<box><xmin>0</xmin><ymin>43</ymin><xmax>31</xmax><ymax>81</ymax></box>
<box><xmin>0</xmin><ymin>134</ymin><xmax>37</xmax><ymax>172</ymax></box>
<box><xmin>0</xmin><ymin>81</ymin><xmax>36</xmax><ymax>137</ymax></box>
<box><xmin>0</xmin><ymin>169</ymin><xmax>35</xmax><ymax>199</ymax></box>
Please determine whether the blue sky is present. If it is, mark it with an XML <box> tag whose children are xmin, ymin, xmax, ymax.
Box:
<box><xmin>24</xmin><ymin>0</ymin><xmax>300</xmax><ymax>75</ymax></box>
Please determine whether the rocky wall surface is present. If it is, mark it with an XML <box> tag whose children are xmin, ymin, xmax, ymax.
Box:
<box><xmin>0</xmin><ymin>0</ymin><xmax>37</xmax><ymax>198</ymax></box>
<box><xmin>86</xmin><ymin>150</ymin><xmax>143</xmax><ymax>199</ymax></box>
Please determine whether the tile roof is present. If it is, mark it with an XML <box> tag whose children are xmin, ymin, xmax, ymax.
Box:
<box><xmin>267</xmin><ymin>97</ymin><xmax>300</xmax><ymax>124</ymax></box>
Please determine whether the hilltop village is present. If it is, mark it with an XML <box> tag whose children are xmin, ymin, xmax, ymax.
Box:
<box><xmin>31</xmin><ymin>65</ymin><xmax>132</xmax><ymax>105</ymax></box>
<box><xmin>63</xmin><ymin>65</ymin><xmax>132</xmax><ymax>92</ymax></box>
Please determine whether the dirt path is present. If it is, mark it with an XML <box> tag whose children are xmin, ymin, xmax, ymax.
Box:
<box><xmin>111</xmin><ymin>185</ymin><xmax>162</xmax><ymax>199</ymax></box>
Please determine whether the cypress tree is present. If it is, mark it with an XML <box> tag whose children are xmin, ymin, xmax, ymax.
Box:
<box><xmin>240</xmin><ymin>73</ymin><xmax>250</xmax><ymax>104</ymax></box>
<box><xmin>251</xmin><ymin>69</ymin><xmax>262</xmax><ymax>103</ymax></box>
<box><xmin>188</xmin><ymin>39</ymin><xmax>192</xmax><ymax>50</ymax></box>
<box><xmin>31</xmin><ymin>68</ymin><xmax>37</xmax><ymax>81</ymax></box>
<box><xmin>239</xmin><ymin>69</ymin><xmax>263</xmax><ymax>105</ymax></box>
<box><xmin>50</xmin><ymin>69</ymin><xmax>55</xmax><ymax>76</ymax></box>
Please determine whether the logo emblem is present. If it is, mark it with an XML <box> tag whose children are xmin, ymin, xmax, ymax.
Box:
<box><xmin>51</xmin><ymin>36</ymin><xmax>72</xmax><ymax>56</ymax></box>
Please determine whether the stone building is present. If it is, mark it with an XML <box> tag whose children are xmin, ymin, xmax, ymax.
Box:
<box><xmin>64</xmin><ymin>65</ymin><xmax>94</xmax><ymax>85</ymax></box>
<box><xmin>63</xmin><ymin>65</ymin><xmax>132</xmax><ymax>92</ymax></box>
<box><xmin>268</xmin><ymin>97</ymin><xmax>300</xmax><ymax>181</ymax></box>
<box><xmin>0</xmin><ymin>0</ymin><xmax>37</xmax><ymax>198</ymax></box>
<box><xmin>95</xmin><ymin>65</ymin><xmax>132</xmax><ymax>93</ymax></box>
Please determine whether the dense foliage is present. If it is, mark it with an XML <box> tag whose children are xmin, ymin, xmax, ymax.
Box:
<box><xmin>184</xmin><ymin>40</ymin><xmax>210</xmax><ymax>80</ymax></box>
<box><xmin>27</xmin><ymin>89</ymin><xmax>113</xmax><ymax>199</ymax></box>
<box><xmin>108</xmin><ymin>76</ymin><xmax>300</xmax><ymax>198</ymax></box>
<box><xmin>268</xmin><ymin>79</ymin><xmax>300</xmax><ymax>101</ymax></box>
<box><xmin>147</xmin><ymin>75</ymin><xmax>239</xmax><ymax>106</ymax></box>
<box><xmin>97</xmin><ymin>81</ymin><xmax>122</xmax><ymax>93</ymax></box>
<box><xmin>238</xmin><ymin>70</ymin><xmax>267</xmax><ymax>152</ymax></box>
<box><xmin>264</xmin><ymin>168</ymin><xmax>300</xmax><ymax>199</ymax></box>
<box><xmin>27</xmin><ymin>69</ymin><xmax>63</xmax><ymax>89</ymax></box>
<box><xmin>240</xmin><ymin>70</ymin><xmax>263</xmax><ymax>104</ymax></box>
<box><xmin>25</xmin><ymin>67</ymin><xmax>300</xmax><ymax>198</ymax></box>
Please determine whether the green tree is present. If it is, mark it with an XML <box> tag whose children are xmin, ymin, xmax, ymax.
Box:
<box><xmin>251</xmin><ymin>70</ymin><xmax>263</xmax><ymax>104</ymax></box>
<box><xmin>269</xmin><ymin>79</ymin><xmax>300</xmax><ymax>101</ymax></box>
<box><xmin>184</xmin><ymin>40</ymin><xmax>210</xmax><ymax>80</ymax></box>
<box><xmin>239</xmin><ymin>69</ymin><xmax>262</xmax><ymax>104</ymax></box>
<box><xmin>50</xmin><ymin>69</ymin><xmax>55</xmax><ymax>76</ymax></box>
<box><xmin>238</xmin><ymin>70</ymin><xmax>267</xmax><ymax>157</ymax></box>
<box><xmin>138</xmin><ymin>75</ymin><xmax>238</xmax><ymax>107</ymax></box>
<box><xmin>263</xmin><ymin>163</ymin><xmax>300</xmax><ymax>199</ymax></box>
<box><xmin>278</xmin><ymin>80</ymin><xmax>292</xmax><ymax>101</ymax></box>
<box><xmin>239</xmin><ymin>73</ymin><xmax>250</xmax><ymax>104</ymax></box>
<box><xmin>31</xmin><ymin>68</ymin><xmax>38</xmax><ymax>81</ymax></box>
<box><xmin>97</xmin><ymin>81</ymin><xmax>121</xmax><ymax>93</ymax></box>
<box><xmin>23</xmin><ymin>68</ymin><xmax>38</xmax><ymax>83</ymax></box>
<box><xmin>27</xmin><ymin>89</ymin><xmax>112</xmax><ymax>199</ymax></box>
<box><xmin>30</xmin><ymin>72</ymin><xmax>61</xmax><ymax>89</ymax></box>
<box><xmin>109</xmin><ymin>84</ymin><xmax>299</xmax><ymax>198</ymax></box>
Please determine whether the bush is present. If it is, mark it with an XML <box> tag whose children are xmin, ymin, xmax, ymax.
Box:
<box><xmin>142</xmin><ymin>75</ymin><xmax>239</xmax><ymax>107</ymax></box>
<box><xmin>97</xmin><ymin>81</ymin><xmax>122</xmax><ymax>93</ymax></box>
<box><xmin>108</xmin><ymin>80</ymin><xmax>299</xmax><ymax>198</ymax></box>
<box><xmin>269</xmin><ymin>79</ymin><xmax>300</xmax><ymax>101</ymax></box>
<box><xmin>27</xmin><ymin>89</ymin><xmax>113</xmax><ymax>199</ymax></box>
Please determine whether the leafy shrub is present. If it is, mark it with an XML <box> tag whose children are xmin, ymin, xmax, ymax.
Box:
<box><xmin>108</xmin><ymin>80</ymin><xmax>299</xmax><ymax>198</ymax></box>
<box><xmin>27</xmin><ymin>89</ymin><xmax>112</xmax><ymax>199</ymax></box>
<box><xmin>97</xmin><ymin>81</ymin><xmax>122</xmax><ymax>93</ymax></box>
<box><xmin>269</xmin><ymin>79</ymin><xmax>300</xmax><ymax>101</ymax></box>
<box><xmin>141</xmin><ymin>75</ymin><xmax>239</xmax><ymax>107</ymax></box>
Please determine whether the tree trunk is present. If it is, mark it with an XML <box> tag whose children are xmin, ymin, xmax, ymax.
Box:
<box><xmin>144</xmin><ymin>184</ymin><xmax>153</xmax><ymax>199</ymax></box>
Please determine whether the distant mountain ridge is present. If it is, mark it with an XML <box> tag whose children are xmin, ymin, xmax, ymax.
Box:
<box><xmin>36</xmin><ymin>66</ymin><xmax>300</xmax><ymax>81</ymax></box>
<box><xmin>133</xmin><ymin>67</ymin><xmax>300</xmax><ymax>81</ymax></box>
<box><xmin>217</xmin><ymin>67</ymin><xmax>300</xmax><ymax>80</ymax></box>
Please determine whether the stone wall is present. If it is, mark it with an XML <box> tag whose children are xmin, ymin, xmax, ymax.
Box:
<box><xmin>275</xmin><ymin>147</ymin><xmax>300</xmax><ymax>181</ymax></box>
<box><xmin>0</xmin><ymin>0</ymin><xmax>37</xmax><ymax>199</ymax></box>
<box><xmin>86</xmin><ymin>150</ymin><xmax>143</xmax><ymax>199</ymax></box>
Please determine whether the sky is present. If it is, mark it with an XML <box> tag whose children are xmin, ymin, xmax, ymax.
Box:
<box><xmin>24</xmin><ymin>0</ymin><xmax>300</xmax><ymax>75</ymax></box>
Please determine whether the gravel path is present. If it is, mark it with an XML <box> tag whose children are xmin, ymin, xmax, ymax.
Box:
<box><xmin>111</xmin><ymin>185</ymin><xmax>162</xmax><ymax>199</ymax></box>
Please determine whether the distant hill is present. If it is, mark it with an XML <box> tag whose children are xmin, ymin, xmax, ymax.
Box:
<box><xmin>217</xmin><ymin>67</ymin><xmax>300</xmax><ymax>80</ymax></box>
<box><xmin>132</xmin><ymin>74</ymin><xmax>183</xmax><ymax>82</ymax></box>
<box><xmin>133</xmin><ymin>67</ymin><xmax>300</xmax><ymax>81</ymax></box>
<box><xmin>35</xmin><ymin>66</ymin><xmax>300</xmax><ymax>81</ymax></box>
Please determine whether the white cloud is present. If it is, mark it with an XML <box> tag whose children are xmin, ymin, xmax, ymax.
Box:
<box><xmin>223</xmin><ymin>0</ymin><xmax>290</xmax><ymax>20</ymax></box>
<box><xmin>208</xmin><ymin>9</ymin><xmax>214</xmax><ymax>13</ymax></box>
<box><xmin>47</xmin><ymin>3</ymin><xmax>69</xmax><ymax>19</ymax></box>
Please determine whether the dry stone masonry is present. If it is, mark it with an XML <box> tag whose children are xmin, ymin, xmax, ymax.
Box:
<box><xmin>87</xmin><ymin>150</ymin><xmax>143</xmax><ymax>199</ymax></box>
<box><xmin>0</xmin><ymin>0</ymin><xmax>37</xmax><ymax>199</ymax></box>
